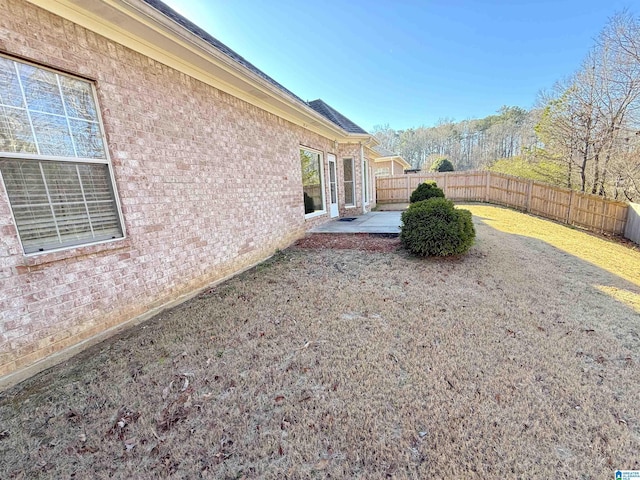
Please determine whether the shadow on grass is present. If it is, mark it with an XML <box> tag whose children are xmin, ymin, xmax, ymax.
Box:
<box><xmin>472</xmin><ymin>214</ymin><xmax>640</xmax><ymax>352</ymax></box>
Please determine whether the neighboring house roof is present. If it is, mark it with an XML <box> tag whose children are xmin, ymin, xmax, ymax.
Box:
<box><xmin>141</xmin><ymin>0</ymin><xmax>304</xmax><ymax>105</ymax></box>
<box><xmin>372</xmin><ymin>146</ymin><xmax>397</xmax><ymax>157</ymax></box>
<box><xmin>307</xmin><ymin>99</ymin><xmax>369</xmax><ymax>135</ymax></box>
<box><xmin>371</xmin><ymin>145</ymin><xmax>412</xmax><ymax>169</ymax></box>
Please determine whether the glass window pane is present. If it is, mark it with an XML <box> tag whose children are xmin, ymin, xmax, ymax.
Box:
<box><xmin>0</xmin><ymin>57</ymin><xmax>25</xmax><ymax>108</ymax></box>
<box><xmin>344</xmin><ymin>184</ymin><xmax>354</xmax><ymax>206</ymax></box>
<box><xmin>0</xmin><ymin>108</ymin><xmax>37</xmax><ymax>153</ymax></box>
<box><xmin>19</xmin><ymin>63</ymin><xmax>65</xmax><ymax>115</ymax></box>
<box><xmin>11</xmin><ymin>204</ymin><xmax>57</xmax><ymax>245</ymax></box>
<box><xmin>77</xmin><ymin>163</ymin><xmax>113</xmax><ymax>201</ymax></box>
<box><xmin>0</xmin><ymin>160</ymin><xmax>48</xmax><ymax>206</ymax></box>
<box><xmin>41</xmin><ymin>161</ymin><xmax>84</xmax><ymax>204</ymax></box>
<box><xmin>343</xmin><ymin>158</ymin><xmax>354</xmax><ymax>206</ymax></box>
<box><xmin>301</xmin><ymin>149</ymin><xmax>323</xmax><ymax>214</ymax></box>
<box><xmin>54</xmin><ymin>202</ymin><xmax>91</xmax><ymax>239</ymax></box>
<box><xmin>30</xmin><ymin>111</ymin><xmax>75</xmax><ymax>157</ymax></box>
<box><xmin>69</xmin><ymin>119</ymin><xmax>105</xmax><ymax>158</ymax></box>
<box><xmin>0</xmin><ymin>158</ymin><xmax>123</xmax><ymax>253</ymax></box>
<box><xmin>60</xmin><ymin>76</ymin><xmax>98</xmax><ymax>120</ymax></box>
<box><xmin>87</xmin><ymin>202</ymin><xmax>121</xmax><ymax>237</ymax></box>
<box><xmin>0</xmin><ymin>57</ymin><xmax>106</xmax><ymax>160</ymax></box>
<box><xmin>343</xmin><ymin>158</ymin><xmax>353</xmax><ymax>181</ymax></box>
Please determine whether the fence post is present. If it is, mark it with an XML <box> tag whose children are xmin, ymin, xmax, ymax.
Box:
<box><xmin>566</xmin><ymin>190</ymin><xmax>574</xmax><ymax>225</ymax></box>
<box><xmin>406</xmin><ymin>175</ymin><xmax>410</xmax><ymax>202</ymax></box>
<box><xmin>526</xmin><ymin>180</ymin><xmax>533</xmax><ymax>212</ymax></box>
<box><xmin>443</xmin><ymin>173</ymin><xmax>448</xmax><ymax>198</ymax></box>
<box><xmin>485</xmin><ymin>171</ymin><xmax>491</xmax><ymax>202</ymax></box>
<box><xmin>600</xmin><ymin>199</ymin><xmax>607</xmax><ymax>233</ymax></box>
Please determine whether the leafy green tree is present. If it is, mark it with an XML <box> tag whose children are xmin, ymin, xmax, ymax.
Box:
<box><xmin>430</xmin><ymin>157</ymin><xmax>454</xmax><ymax>172</ymax></box>
<box><xmin>487</xmin><ymin>156</ymin><xmax>566</xmax><ymax>186</ymax></box>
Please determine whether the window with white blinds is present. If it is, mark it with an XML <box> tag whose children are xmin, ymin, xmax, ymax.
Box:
<box><xmin>0</xmin><ymin>55</ymin><xmax>123</xmax><ymax>254</ymax></box>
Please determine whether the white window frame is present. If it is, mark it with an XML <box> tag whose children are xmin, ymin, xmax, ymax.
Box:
<box><xmin>0</xmin><ymin>55</ymin><xmax>125</xmax><ymax>256</ymax></box>
<box><xmin>300</xmin><ymin>146</ymin><xmax>326</xmax><ymax>219</ymax></box>
<box><xmin>343</xmin><ymin>157</ymin><xmax>356</xmax><ymax>208</ymax></box>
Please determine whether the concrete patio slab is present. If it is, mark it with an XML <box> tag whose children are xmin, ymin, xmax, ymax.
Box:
<box><xmin>309</xmin><ymin>211</ymin><xmax>402</xmax><ymax>234</ymax></box>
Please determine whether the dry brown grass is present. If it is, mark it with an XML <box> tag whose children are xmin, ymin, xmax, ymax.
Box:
<box><xmin>1</xmin><ymin>205</ymin><xmax>639</xmax><ymax>479</ymax></box>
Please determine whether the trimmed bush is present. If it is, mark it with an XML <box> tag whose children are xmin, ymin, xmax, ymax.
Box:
<box><xmin>400</xmin><ymin>198</ymin><xmax>475</xmax><ymax>256</ymax></box>
<box><xmin>430</xmin><ymin>157</ymin><xmax>454</xmax><ymax>172</ymax></box>
<box><xmin>409</xmin><ymin>181</ymin><xmax>445</xmax><ymax>203</ymax></box>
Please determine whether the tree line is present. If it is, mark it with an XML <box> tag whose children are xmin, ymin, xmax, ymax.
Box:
<box><xmin>373</xmin><ymin>11</ymin><xmax>640</xmax><ymax>202</ymax></box>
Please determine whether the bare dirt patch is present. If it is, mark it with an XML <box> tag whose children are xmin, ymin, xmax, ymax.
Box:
<box><xmin>1</xmin><ymin>206</ymin><xmax>639</xmax><ymax>479</ymax></box>
<box><xmin>294</xmin><ymin>233</ymin><xmax>401</xmax><ymax>252</ymax></box>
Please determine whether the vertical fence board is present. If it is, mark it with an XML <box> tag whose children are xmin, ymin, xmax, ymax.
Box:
<box><xmin>376</xmin><ymin>171</ymin><xmax>630</xmax><ymax>237</ymax></box>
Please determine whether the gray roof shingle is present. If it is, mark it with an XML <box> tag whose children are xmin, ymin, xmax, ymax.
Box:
<box><xmin>372</xmin><ymin>145</ymin><xmax>397</xmax><ymax>157</ymax></box>
<box><xmin>307</xmin><ymin>99</ymin><xmax>369</xmax><ymax>135</ymax></box>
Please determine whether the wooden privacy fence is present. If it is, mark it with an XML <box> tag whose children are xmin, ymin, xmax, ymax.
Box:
<box><xmin>376</xmin><ymin>171</ymin><xmax>630</xmax><ymax>237</ymax></box>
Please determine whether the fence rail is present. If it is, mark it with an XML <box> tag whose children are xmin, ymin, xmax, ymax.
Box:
<box><xmin>376</xmin><ymin>171</ymin><xmax>630</xmax><ymax>237</ymax></box>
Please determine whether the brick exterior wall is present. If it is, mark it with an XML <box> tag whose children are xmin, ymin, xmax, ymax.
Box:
<box><xmin>0</xmin><ymin>0</ymin><xmax>364</xmax><ymax>383</ymax></box>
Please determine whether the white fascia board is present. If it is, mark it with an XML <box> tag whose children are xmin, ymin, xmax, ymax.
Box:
<box><xmin>27</xmin><ymin>0</ymin><xmax>360</xmax><ymax>142</ymax></box>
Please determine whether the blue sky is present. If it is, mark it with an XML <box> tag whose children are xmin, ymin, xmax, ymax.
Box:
<box><xmin>162</xmin><ymin>0</ymin><xmax>635</xmax><ymax>131</ymax></box>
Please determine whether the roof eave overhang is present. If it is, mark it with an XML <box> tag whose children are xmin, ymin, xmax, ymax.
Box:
<box><xmin>27</xmin><ymin>0</ymin><xmax>368</xmax><ymax>143</ymax></box>
<box><xmin>373</xmin><ymin>154</ymin><xmax>411</xmax><ymax>169</ymax></box>
<box><xmin>344</xmin><ymin>134</ymin><xmax>377</xmax><ymax>146</ymax></box>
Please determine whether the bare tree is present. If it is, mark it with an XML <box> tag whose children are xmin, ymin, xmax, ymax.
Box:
<box><xmin>534</xmin><ymin>11</ymin><xmax>640</xmax><ymax>200</ymax></box>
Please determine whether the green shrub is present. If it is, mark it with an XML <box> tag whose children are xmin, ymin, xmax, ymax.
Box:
<box><xmin>409</xmin><ymin>181</ymin><xmax>445</xmax><ymax>203</ymax></box>
<box><xmin>400</xmin><ymin>198</ymin><xmax>475</xmax><ymax>256</ymax></box>
<box><xmin>430</xmin><ymin>157</ymin><xmax>454</xmax><ymax>172</ymax></box>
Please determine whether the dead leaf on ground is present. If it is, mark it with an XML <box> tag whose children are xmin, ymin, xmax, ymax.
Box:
<box><xmin>108</xmin><ymin>408</ymin><xmax>140</xmax><ymax>440</ymax></box>
<box><xmin>162</xmin><ymin>381</ymin><xmax>174</xmax><ymax>400</ymax></box>
<box><xmin>124</xmin><ymin>436</ymin><xmax>137</xmax><ymax>451</ymax></box>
